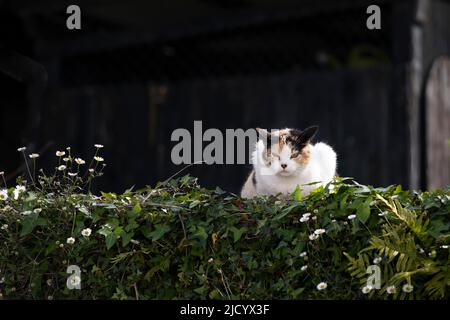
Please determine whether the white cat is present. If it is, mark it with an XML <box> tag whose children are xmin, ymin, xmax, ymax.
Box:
<box><xmin>241</xmin><ymin>126</ymin><xmax>337</xmax><ymax>198</ymax></box>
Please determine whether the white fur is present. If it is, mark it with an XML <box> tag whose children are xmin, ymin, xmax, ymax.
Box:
<box><xmin>241</xmin><ymin>140</ymin><xmax>337</xmax><ymax>198</ymax></box>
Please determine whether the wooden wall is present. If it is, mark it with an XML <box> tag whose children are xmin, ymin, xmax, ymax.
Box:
<box><xmin>425</xmin><ymin>56</ymin><xmax>450</xmax><ymax>190</ymax></box>
<box><xmin>41</xmin><ymin>66</ymin><xmax>403</xmax><ymax>194</ymax></box>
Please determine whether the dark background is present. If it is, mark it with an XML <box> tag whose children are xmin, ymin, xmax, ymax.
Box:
<box><xmin>1</xmin><ymin>0</ymin><xmax>449</xmax><ymax>194</ymax></box>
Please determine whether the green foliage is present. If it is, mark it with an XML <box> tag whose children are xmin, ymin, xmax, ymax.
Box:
<box><xmin>0</xmin><ymin>149</ymin><xmax>449</xmax><ymax>299</ymax></box>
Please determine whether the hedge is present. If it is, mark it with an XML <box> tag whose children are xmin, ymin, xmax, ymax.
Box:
<box><xmin>0</xmin><ymin>148</ymin><xmax>449</xmax><ymax>300</ymax></box>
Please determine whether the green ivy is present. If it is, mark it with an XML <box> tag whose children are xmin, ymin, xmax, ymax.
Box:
<box><xmin>0</xmin><ymin>169</ymin><xmax>449</xmax><ymax>299</ymax></box>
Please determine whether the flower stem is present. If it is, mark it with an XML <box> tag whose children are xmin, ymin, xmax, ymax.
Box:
<box><xmin>22</xmin><ymin>152</ymin><xmax>35</xmax><ymax>185</ymax></box>
<box><xmin>33</xmin><ymin>159</ymin><xmax>36</xmax><ymax>185</ymax></box>
<box><xmin>1</xmin><ymin>174</ymin><xmax>7</xmax><ymax>188</ymax></box>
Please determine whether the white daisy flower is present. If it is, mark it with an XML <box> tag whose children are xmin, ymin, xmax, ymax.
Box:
<box><xmin>309</xmin><ymin>233</ymin><xmax>319</xmax><ymax>241</ymax></box>
<box><xmin>331</xmin><ymin>219</ymin><xmax>337</xmax><ymax>223</ymax></box>
<box><xmin>81</xmin><ymin>228</ymin><xmax>92</xmax><ymax>237</ymax></box>
<box><xmin>302</xmin><ymin>213</ymin><xmax>311</xmax><ymax>218</ymax></box>
<box><xmin>373</xmin><ymin>257</ymin><xmax>382</xmax><ymax>264</ymax></box>
<box><xmin>314</xmin><ymin>228</ymin><xmax>326</xmax><ymax>235</ymax></box>
<box><xmin>89</xmin><ymin>168</ymin><xmax>95</xmax><ymax>173</ymax></box>
<box><xmin>33</xmin><ymin>208</ymin><xmax>42</xmax><ymax>214</ymax></box>
<box><xmin>94</xmin><ymin>156</ymin><xmax>104</xmax><ymax>162</ymax></box>
<box><xmin>66</xmin><ymin>147</ymin><xmax>71</xmax><ymax>151</ymax></box>
<box><xmin>68</xmin><ymin>172</ymin><xmax>78</xmax><ymax>177</ymax></box>
<box><xmin>62</xmin><ymin>157</ymin><xmax>70</xmax><ymax>162</ymax></box>
<box><xmin>441</xmin><ymin>245</ymin><xmax>449</xmax><ymax>249</ymax></box>
<box><xmin>57</xmin><ymin>165</ymin><xmax>67</xmax><ymax>171</ymax></box>
<box><xmin>300</xmin><ymin>265</ymin><xmax>308</xmax><ymax>271</ymax></box>
<box><xmin>66</xmin><ymin>237</ymin><xmax>76</xmax><ymax>244</ymax></box>
<box><xmin>0</xmin><ymin>277</ymin><xmax>5</xmax><ymax>283</ymax></box>
<box><xmin>69</xmin><ymin>275</ymin><xmax>81</xmax><ymax>287</ymax></box>
<box><xmin>299</xmin><ymin>216</ymin><xmax>309</xmax><ymax>223</ymax></box>
<box><xmin>316</xmin><ymin>282</ymin><xmax>327</xmax><ymax>290</ymax></box>
<box><xmin>130</xmin><ymin>239</ymin><xmax>140</xmax><ymax>245</ymax></box>
<box><xmin>15</xmin><ymin>185</ymin><xmax>26</xmax><ymax>192</ymax></box>
<box><xmin>1</xmin><ymin>224</ymin><xmax>8</xmax><ymax>230</ymax></box>
<box><xmin>347</xmin><ymin>214</ymin><xmax>357</xmax><ymax>220</ymax></box>
<box><xmin>29</xmin><ymin>153</ymin><xmax>39</xmax><ymax>159</ymax></box>
<box><xmin>0</xmin><ymin>171</ymin><xmax>4</xmax><ymax>175</ymax></box>
<box><xmin>21</xmin><ymin>211</ymin><xmax>32</xmax><ymax>216</ymax></box>
<box><xmin>311</xmin><ymin>216</ymin><xmax>317</xmax><ymax>221</ymax></box>
<box><xmin>55</xmin><ymin>151</ymin><xmax>66</xmax><ymax>157</ymax></box>
<box><xmin>299</xmin><ymin>252</ymin><xmax>307</xmax><ymax>258</ymax></box>
<box><xmin>94</xmin><ymin>144</ymin><xmax>104</xmax><ymax>149</ymax></box>
<box><xmin>0</xmin><ymin>189</ymin><xmax>9</xmax><ymax>201</ymax></box>
<box><xmin>208</xmin><ymin>258</ymin><xmax>214</xmax><ymax>263</ymax></box>
<box><xmin>74</xmin><ymin>158</ymin><xmax>85</xmax><ymax>165</ymax></box>
<box><xmin>386</xmin><ymin>285</ymin><xmax>396</xmax><ymax>294</ymax></box>
<box><xmin>402</xmin><ymin>284</ymin><xmax>414</xmax><ymax>293</ymax></box>
<box><xmin>17</xmin><ymin>147</ymin><xmax>26</xmax><ymax>152</ymax></box>
<box><xmin>362</xmin><ymin>285</ymin><xmax>373</xmax><ymax>294</ymax></box>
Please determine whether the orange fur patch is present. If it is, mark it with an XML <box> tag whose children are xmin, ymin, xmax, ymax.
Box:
<box><xmin>270</xmin><ymin>130</ymin><xmax>288</xmax><ymax>153</ymax></box>
<box><xmin>294</xmin><ymin>144</ymin><xmax>311</xmax><ymax>165</ymax></box>
<box><xmin>278</xmin><ymin>132</ymin><xmax>287</xmax><ymax>150</ymax></box>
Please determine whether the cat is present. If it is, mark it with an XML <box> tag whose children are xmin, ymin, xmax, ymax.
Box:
<box><xmin>241</xmin><ymin>126</ymin><xmax>337</xmax><ymax>198</ymax></box>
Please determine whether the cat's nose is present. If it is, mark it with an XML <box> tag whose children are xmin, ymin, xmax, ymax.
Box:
<box><xmin>281</xmin><ymin>163</ymin><xmax>287</xmax><ymax>169</ymax></box>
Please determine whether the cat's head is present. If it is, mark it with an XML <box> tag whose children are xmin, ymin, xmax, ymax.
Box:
<box><xmin>255</xmin><ymin>126</ymin><xmax>318</xmax><ymax>176</ymax></box>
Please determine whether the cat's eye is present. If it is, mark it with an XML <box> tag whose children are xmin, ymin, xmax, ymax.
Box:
<box><xmin>290</xmin><ymin>152</ymin><xmax>299</xmax><ymax>159</ymax></box>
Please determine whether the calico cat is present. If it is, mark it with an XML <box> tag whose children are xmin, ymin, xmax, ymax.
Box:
<box><xmin>241</xmin><ymin>126</ymin><xmax>337</xmax><ymax>198</ymax></box>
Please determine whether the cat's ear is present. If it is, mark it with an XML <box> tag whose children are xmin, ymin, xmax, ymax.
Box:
<box><xmin>301</xmin><ymin>126</ymin><xmax>318</xmax><ymax>142</ymax></box>
<box><xmin>292</xmin><ymin>125</ymin><xmax>318</xmax><ymax>147</ymax></box>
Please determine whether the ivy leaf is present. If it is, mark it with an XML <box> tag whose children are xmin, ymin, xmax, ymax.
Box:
<box><xmin>356</xmin><ymin>198</ymin><xmax>372</xmax><ymax>223</ymax></box>
<box><xmin>229</xmin><ymin>226</ymin><xmax>246</xmax><ymax>242</ymax></box>
<box><xmin>214</xmin><ymin>187</ymin><xmax>226</xmax><ymax>195</ymax></box>
<box><xmin>20</xmin><ymin>213</ymin><xmax>47</xmax><ymax>236</ymax></box>
<box><xmin>121</xmin><ymin>232</ymin><xmax>132</xmax><ymax>247</ymax></box>
<box><xmin>148</xmin><ymin>224</ymin><xmax>171</xmax><ymax>241</ymax></box>
<box><xmin>180</xmin><ymin>175</ymin><xmax>191</xmax><ymax>186</ymax></box>
<box><xmin>194</xmin><ymin>286</ymin><xmax>207</xmax><ymax>295</ymax></box>
<box><xmin>192</xmin><ymin>226</ymin><xmax>208</xmax><ymax>247</ymax></box>
<box><xmin>428</xmin><ymin>218</ymin><xmax>450</xmax><ymax>238</ymax></box>
<box><xmin>105</xmin><ymin>233</ymin><xmax>117</xmax><ymax>250</ymax></box>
